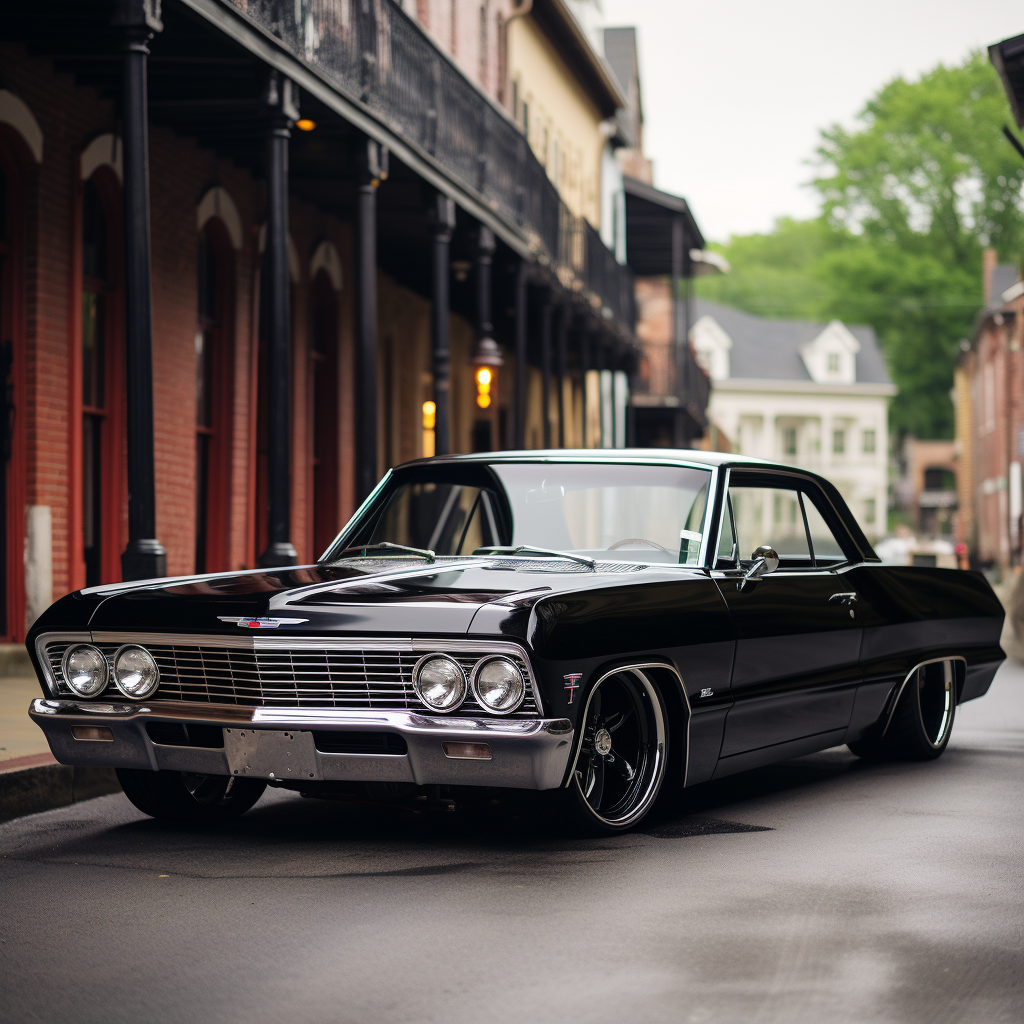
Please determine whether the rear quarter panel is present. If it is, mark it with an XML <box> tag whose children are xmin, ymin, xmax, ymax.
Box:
<box><xmin>846</xmin><ymin>566</ymin><xmax>1004</xmax><ymax>729</ymax></box>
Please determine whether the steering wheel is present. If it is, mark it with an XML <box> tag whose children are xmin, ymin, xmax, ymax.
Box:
<box><xmin>607</xmin><ymin>537</ymin><xmax>675</xmax><ymax>555</ymax></box>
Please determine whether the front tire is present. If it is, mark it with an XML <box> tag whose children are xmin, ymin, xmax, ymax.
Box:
<box><xmin>849</xmin><ymin>660</ymin><xmax>956</xmax><ymax>762</ymax></box>
<box><xmin>555</xmin><ymin>668</ymin><xmax>668</xmax><ymax>834</ymax></box>
<box><xmin>116</xmin><ymin>769</ymin><xmax>267</xmax><ymax>822</ymax></box>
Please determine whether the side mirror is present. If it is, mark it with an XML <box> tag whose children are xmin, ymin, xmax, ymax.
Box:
<box><xmin>738</xmin><ymin>544</ymin><xmax>780</xmax><ymax>591</ymax></box>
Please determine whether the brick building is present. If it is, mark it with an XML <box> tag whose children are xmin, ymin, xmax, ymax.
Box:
<box><xmin>0</xmin><ymin>1</ymin><xmax>712</xmax><ymax>641</ymax></box>
<box><xmin>957</xmin><ymin>254</ymin><xmax>1024</xmax><ymax>572</ymax></box>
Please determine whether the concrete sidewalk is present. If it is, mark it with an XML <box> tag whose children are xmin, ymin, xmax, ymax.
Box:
<box><xmin>0</xmin><ymin>649</ymin><xmax>118</xmax><ymax>822</ymax></box>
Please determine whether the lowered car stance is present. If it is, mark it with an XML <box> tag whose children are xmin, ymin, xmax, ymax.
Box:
<box><xmin>26</xmin><ymin>451</ymin><xmax>1004</xmax><ymax>832</ymax></box>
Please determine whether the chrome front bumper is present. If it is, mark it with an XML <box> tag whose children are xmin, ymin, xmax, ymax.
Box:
<box><xmin>28</xmin><ymin>699</ymin><xmax>575</xmax><ymax>790</ymax></box>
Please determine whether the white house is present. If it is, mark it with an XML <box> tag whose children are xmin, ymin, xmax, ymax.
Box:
<box><xmin>691</xmin><ymin>300</ymin><xmax>897</xmax><ymax>541</ymax></box>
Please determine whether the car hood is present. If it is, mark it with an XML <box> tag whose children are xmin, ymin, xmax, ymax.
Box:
<box><xmin>77</xmin><ymin>558</ymin><xmax>681</xmax><ymax>637</ymax></box>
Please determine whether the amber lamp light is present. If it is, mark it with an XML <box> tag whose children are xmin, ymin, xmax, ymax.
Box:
<box><xmin>475</xmin><ymin>367</ymin><xmax>493</xmax><ymax>409</ymax></box>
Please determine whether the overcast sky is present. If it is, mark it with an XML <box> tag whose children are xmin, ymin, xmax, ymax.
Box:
<box><xmin>598</xmin><ymin>0</ymin><xmax>1024</xmax><ymax>243</ymax></box>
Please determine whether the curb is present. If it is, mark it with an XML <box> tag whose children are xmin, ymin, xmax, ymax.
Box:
<box><xmin>0</xmin><ymin>763</ymin><xmax>120</xmax><ymax>823</ymax></box>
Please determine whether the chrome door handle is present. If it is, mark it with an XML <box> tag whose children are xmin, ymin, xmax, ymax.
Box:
<box><xmin>829</xmin><ymin>592</ymin><xmax>858</xmax><ymax>606</ymax></box>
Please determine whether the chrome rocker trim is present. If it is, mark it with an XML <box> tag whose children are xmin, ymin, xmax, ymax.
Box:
<box><xmin>28</xmin><ymin>699</ymin><xmax>574</xmax><ymax>791</ymax></box>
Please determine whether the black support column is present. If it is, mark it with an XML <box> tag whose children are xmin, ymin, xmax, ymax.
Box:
<box><xmin>671</xmin><ymin>213</ymin><xmax>687</xmax><ymax>449</ymax></box>
<box><xmin>514</xmin><ymin>263</ymin><xmax>528</xmax><ymax>449</ymax></box>
<box><xmin>540</xmin><ymin>300</ymin><xmax>552</xmax><ymax>449</ymax></box>
<box><xmin>556</xmin><ymin>306</ymin><xmax>568</xmax><ymax>448</ymax></box>
<box><xmin>430</xmin><ymin>192</ymin><xmax>456</xmax><ymax>456</ymax></box>
<box><xmin>580</xmin><ymin>330</ymin><xmax>591</xmax><ymax>448</ymax></box>
<box><xmin>116</xmin><ymin>0</ymin><xmax>166</xmax><ymax>581</ymax></box>
<box><xmin>259</xmin><ymin>71</ymin><xmax>299</xmax><ymax>568</ymax></box>
<box><xmin>355</xmin><ymin>139</ymin><xmax>384</xmax><ymax>501</ymax></box>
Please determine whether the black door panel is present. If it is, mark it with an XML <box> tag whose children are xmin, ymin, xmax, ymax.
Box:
<box><xmin>731</xmin><ymin>629</ymin><xmax>862</xmax><ymax>688</ymax></box>
<box><xmin>720</xmin><ymin>683</ymin><xmax>856</xmax><ymax>756</ymax></box>
<box><xmin>715</xmin><ymin>569</ymin><xmax>862</xmax><ymax>754</ymax></box>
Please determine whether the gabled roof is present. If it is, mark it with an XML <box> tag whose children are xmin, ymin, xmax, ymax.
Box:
<box><xmin>692</xmin><ymin>299</ymin><xmax>893</xmax><ymax>385</ymax></box>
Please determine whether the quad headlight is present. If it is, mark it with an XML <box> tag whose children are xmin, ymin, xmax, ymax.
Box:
<box><xmin>62</xmin><ymin>645</ymin><xmax>108</xmax><ymax>697</ymax></box>
<box><xmin>472</xmin><ymin>657</ymin><xmax>526</xmax><ymax>714</ymax></box>
<box><xmin>112</xmin><ymin>645</ymin><xmax>160</xmax><ymax>699</ymax></box>
<box><xmin>413</xmin><ymin>654</ymin><xmax>467</xmax><ymax>712</ymax></box>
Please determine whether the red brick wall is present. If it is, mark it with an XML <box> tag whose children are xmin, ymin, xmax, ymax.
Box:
<box><xmin>1</xmin><ymin>44</ymin><xmax>358</xmax><ymax>634</ymax></box>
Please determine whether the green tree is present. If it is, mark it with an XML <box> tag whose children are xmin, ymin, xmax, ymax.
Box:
<box><xmin>695</xmin><ymin>218</ymin><xmax>842</xmax><ymax>319</ymax></box>
<box><xmin>697</xmin><ymin>51</ymin><xmax>1024</xmax><ymax>438</ymax></box>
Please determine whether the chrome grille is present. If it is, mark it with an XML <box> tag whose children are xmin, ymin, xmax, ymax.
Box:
<box><xmin>44</xmin><ymin>637</ymin><xmax>539</xmax><ymax>716</ymax></box>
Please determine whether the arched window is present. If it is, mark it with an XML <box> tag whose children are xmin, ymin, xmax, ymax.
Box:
<box><xmin>309</xmin><ymin>268</ymin><xmax>339</xmax><ymax>555</ymax></box>
<box><xmin>195</xmin><ymin>221</ymin><xmax>233</xmax><ymax>573</ymax></box>
<box><xmin>80</xmin><ymin>172</ymin><xmax>123</xmax><ymax>588</ymax></box>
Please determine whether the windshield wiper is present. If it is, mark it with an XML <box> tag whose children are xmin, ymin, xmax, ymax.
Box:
<box><xmin>331</xmin><ymin>542</ymin><xmax>436</xmax><ymax>563</ymax></box>
<box><xmin>474</xmin><ymin>545</ymin><xmax>595</xmax><ymax>569</ymax></box>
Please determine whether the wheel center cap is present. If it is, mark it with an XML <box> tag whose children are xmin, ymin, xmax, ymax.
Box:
<box><xmin>594</xmin><ymin>728</ymin><xmax>612</xmax><ymax>756</ymax></box>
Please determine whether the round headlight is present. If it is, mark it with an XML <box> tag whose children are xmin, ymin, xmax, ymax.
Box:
<box><xmin>112</xmin><ymin>645</ymin><xmax>160</xmax><ymax>699</ymax></box>
<box><xmin>473</xmin><ymin>657</ymin><xmax>526</xmax><ymax>714</ymax></box>
<box><xmin>62</xmin><ymin>645</ymin><xmax>108</xmax><ymax>697</ymax></box>
<box><xmin>413</xmin><ymin>654</ymin><xmax>467</xmax><ymax>712</ymax></box>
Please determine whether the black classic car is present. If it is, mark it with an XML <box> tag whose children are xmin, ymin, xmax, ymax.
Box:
<box><xmin>26</xmin><ymin>451</ymin><xmax>1005</xmax><ymax>832</ymax></box>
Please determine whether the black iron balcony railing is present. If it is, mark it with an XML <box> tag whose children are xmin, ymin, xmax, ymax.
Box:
<box><xmin>228</xmin><ymin>0</ymin><xmax>635</xmax><ymax>332</ymax></box>
<box><xmin>631</xmin><ymin>337</ymin><xmax>710</xmax><ymax>432</ymax></box>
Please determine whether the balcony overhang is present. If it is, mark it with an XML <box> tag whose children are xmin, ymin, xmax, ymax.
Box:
<box><xmin>181</xmin><ymin>0</ymin><xmax>534</xmax><ymax>260</ymax></box>
<box><xmin>623</xmin><ymin>176</ymin><xmax>707</xmax><ymax>278</ymax></box>
<box><xmin>990</xmin><ymin>33</ymin><xmax>1024</xmax><ymax>130</ymax></box>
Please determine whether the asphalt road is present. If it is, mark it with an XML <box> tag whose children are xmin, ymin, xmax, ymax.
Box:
<box><xmin>2</xmin><ymin>663</ymin><xmax>1022</xmax><ymax>1024</ymax></box>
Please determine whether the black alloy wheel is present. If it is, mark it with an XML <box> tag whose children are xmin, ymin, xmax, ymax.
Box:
<box><xmin>116</xmin><ymin>768</ymin><xmax>267</xmax><ymax>822</ymax></box>
<box><xmin>559</xmin><ymin>668</ymin><xmax>668</xmax><ymax>833</ymax></box>
<box><xmin>849</xmin><ymin>659</ymin><xmax>957</xmax><ymax>762</ymax></box>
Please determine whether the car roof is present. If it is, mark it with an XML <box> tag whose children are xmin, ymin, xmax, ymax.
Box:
<box><xmin>382</xmin><ymin>450</ymin><xmax>879</xmax><ymax>563</ymax></box>
<box><xmin>396</xmin><ymin>448</ymin><xmax>783</xmax><ymax>472</ymax></box>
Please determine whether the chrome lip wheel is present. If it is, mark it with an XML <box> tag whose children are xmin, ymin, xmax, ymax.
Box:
<box><xmin>572</xmin><ymin>668</ymin><xmax>666</xmax><ymax>829</ymax></box>
<box><xmin>918</xmin><ymin>660</ymin><xmax>955</xmax><ymax>749</ymax></box>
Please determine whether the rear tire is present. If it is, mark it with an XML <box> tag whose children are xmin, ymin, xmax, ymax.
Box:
<box><xmin>848</xmin><ymin>660</ymin><xmax>956</xmax><ymax>762</ymax></box>
<box><xmin>550</xmin><ymin>668</ymin><xmax>668</xmax><ymax>835</ymax></box>
<box><xmin>116</xmin><ymin>768</ymin><xmax>267</xmax><ymax>822</ymax></box>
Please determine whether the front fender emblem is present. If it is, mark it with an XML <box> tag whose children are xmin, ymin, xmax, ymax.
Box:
<box><xmin>217</xmin><ymin>616</ymin><xmax>308</xmax><ymax>629</ymax></box>
<box><xmin>563</xmin><ymin>673</ymin><xmax>582</xmax><ymax>704</ymax></box>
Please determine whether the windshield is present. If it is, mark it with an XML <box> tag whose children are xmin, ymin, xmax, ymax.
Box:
<box><xmin>329</xmin><ymin>462</ymin><xmax>713</xmax><ymax>564</ymax></box>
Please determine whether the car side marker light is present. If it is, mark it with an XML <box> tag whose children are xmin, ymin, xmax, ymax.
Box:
<box><xmin>442</xmin><ymin>742</ymin><xmax>492</xmax><ymax>760</ymax></box>
<box><xmin>71</xmin><ymin>726</ymin><xmax>114</xmax><ymax>741</ymax></box>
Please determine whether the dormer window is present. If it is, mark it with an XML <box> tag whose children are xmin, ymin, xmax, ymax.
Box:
<box><xmin>827</xmin><ymin>353</ymin><xmax>840</xmax><ymax>375</ymax></box>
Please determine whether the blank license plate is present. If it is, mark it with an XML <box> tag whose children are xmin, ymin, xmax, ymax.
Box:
<box><xmin>223</xmin><ymin>727</ymin><xmax>320</xmax><ymax>781</ymax></box>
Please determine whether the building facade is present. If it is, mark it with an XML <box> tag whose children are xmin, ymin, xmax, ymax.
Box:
<box><xmin>691</xmin><ymin>300</ymin><xmax>895</xmax><ymax>541</ymax></box>
<box><xmin>0</xmin><ymin>0</ymin><xmax>711</xmax><ymax>641</ymax></box>
<box><xmin>957</xmin><ymin>257</ymin><xmax>1024</xmax><ymax>573</ymax></box>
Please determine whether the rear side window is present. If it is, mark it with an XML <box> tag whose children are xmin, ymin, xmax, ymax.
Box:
<box><xmin>802</xmin><ymin>494</ymin><xmax>846</xmax><ymax>565</ymax></box>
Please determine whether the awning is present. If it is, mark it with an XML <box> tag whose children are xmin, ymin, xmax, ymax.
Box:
<box><xmin>991</xmin><ymin>33</ymin><xmax>1024</xmax><ymax>130</ymax></box>
<box><xmin>622</xmin><ymin>176</ymin><xmax>707</xmax><ymax>277</ymax></box>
